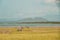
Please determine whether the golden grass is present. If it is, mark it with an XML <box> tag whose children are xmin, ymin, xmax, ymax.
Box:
<box><xmin>0</xmin><ymin>26</ymin><xmax>60</xmax><ymax>40</ymax></box>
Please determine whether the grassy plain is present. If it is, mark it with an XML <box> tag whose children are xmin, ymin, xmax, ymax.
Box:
<box><xmin>0</xmin><ymin>26</ymin><xmax>60</xmax><ymax>40</ymax></box>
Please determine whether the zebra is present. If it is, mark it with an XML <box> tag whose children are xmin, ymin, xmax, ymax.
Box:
<box><xmin>17</xmin><ymin>26</ymin><xmax>23</xmax><ymax>31</ymax></box>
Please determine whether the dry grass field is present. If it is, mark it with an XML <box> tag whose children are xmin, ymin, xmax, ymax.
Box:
<box><xmin>0</xmin><ymin>26</ymin><xmax>60</xmax><ymax>40</ymax></box>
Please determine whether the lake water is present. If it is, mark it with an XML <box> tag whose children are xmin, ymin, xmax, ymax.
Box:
<box><xmin>0</xmin><ymin>23</ymin><xmax>60</xmax><ymax>26</ymax></box>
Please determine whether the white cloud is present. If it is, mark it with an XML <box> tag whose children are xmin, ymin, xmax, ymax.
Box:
<box><xmin>44</xmin><ymin>0</ymin><xmax>56</xmax><ymax>3</ymax></box>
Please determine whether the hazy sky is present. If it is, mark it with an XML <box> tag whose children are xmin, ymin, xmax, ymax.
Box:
<box><xmin>0</xmin><ymin>0</ymin><xmax>60</xmax><ymax>21</ymax></box>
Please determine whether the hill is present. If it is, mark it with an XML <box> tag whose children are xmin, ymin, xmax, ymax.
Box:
<box><xmin>17</xmin><ymin>17</ymin><xmax>48</xmax><ymax>22</ymax></box>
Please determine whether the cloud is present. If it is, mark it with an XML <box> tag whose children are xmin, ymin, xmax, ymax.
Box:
<box><xmin>44</xmin><ymin>0</ymin><xmax>56</xmax><ymax>3</ymax></box>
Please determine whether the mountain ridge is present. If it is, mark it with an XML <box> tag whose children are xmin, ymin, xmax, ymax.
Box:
<box><xmin>17</xmin><ymin>17</ymin><xmax>48</xmax><ymax>22</ymax></box>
